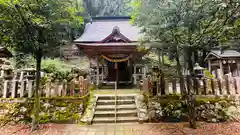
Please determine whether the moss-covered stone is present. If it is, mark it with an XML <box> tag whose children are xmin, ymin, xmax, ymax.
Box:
<box><xmin>0</xmin><ymin>96</ymin><xmax>88</xmax><ymax>125</ymax></box>
<box><xmin>148</xmin><ymin>95</ymin><xmax>240</xmax><ymax>123</ymax></box>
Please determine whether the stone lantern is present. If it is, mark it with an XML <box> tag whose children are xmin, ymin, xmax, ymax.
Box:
<box><xmin>22</xmin><ymin>68</ymin><xmax>36</xmax><ymax>80</ymax></box>
<box><xmin>193</xmin><ymin>63</ymin><xmax>204</xmax><ymax>78</ymax></box>
<box><xmin>1</xmin><ymin>64</ymin><xmax>14</xmax><ymax>80</ymax></box>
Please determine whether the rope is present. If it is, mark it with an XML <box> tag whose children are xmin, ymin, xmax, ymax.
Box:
<box><xmin>102</xmin><ymin>55</ymin><xmax>132</xmax><ymax>63</ymax></box>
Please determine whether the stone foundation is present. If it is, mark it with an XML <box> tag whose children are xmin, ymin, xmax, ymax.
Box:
<box><xmin>140</xmin><ymin>95</ymin><xmax>240</xmax><ymax>122</ymax></box>
<box><xmin>0</xmin><ymin>97</ymin><xmax>88</xmax><ymax>125</ymax></box>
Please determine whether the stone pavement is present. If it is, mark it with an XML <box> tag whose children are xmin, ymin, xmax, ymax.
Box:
<box><xmin>32</xmin><ymin>123</ymin><xmax>164</xmax><ymax>135</ymax></box>
<box><xmin>2</xmin><ymin>122</ymin><xmax>240</xmax><ymax>135</ymax></box>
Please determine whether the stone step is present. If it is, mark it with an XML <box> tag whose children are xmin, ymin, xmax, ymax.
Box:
<box><xmin>97</xmin><ymin>96</ymin><xmax>135</xmax><ymax>100</ymax></box>
<box><xmin>97</xmin><ymin>99</ymin><xmax>135</xmax><ymax>105</ymax></box>
<box><xmin>95</xmin><ymin>104</ymin><xmax>136</xmax><ymax>111</ymax></box>
<box><xmin>94</xmin><ymin>110</ymin><xmax>137</xmax><ymax>117</ymax></box>
<box><xmin>92</xmin><ymin>116</ymin><xmax>139</xmax><ymax>124</ymax></box>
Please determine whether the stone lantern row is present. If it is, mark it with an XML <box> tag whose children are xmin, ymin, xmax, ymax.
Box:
<box><xmin>0</xmin><ymin>67</ymin><xmax>38</xmax><ymax>80</ymax></box>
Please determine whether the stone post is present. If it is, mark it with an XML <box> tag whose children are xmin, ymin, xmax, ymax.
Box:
<box><xmin>143</xmin><ymin>66</ymin><xmax>146</xmax><ymax>78</ymax></box>
<box><xmin>45</xmin><ymin>81</ymin><xmax>51</xmax><ymax>97</ymax></box>
<box><xmin>62</xmin><ymin>80</ymin><xmax>67</xmax><ymax>96</ymax></box>
<box><xmin>20</xmin><ymin>80</ymin><xmax>26</xmax><ymax>98</ymax></box>
<box><xmin>19</xmin><ymin>71</ymin><xmax>24</xmax><ymax>81</ymax></box>
<box><xmin>3</xmin><ymin>80</ymin><xmax>8</xmax><ymax>98</ymax></box>
<box><xmin>11</xmin><ymin>80</ymin><xmax>18</xmax><ymax>98</ymax></box>
<box><xmin>28</xmin><ymin>80</ymin><xmax>33</xmax><ymax>98</ymax></box>
<box><xmin>0</xmin><ymin>70</ymin><xmax>4</xmax><ymax>78</ymax></box>
<box><xmin>58</xmin><ymin>84</ymin><xmax>63</xmax><ymax>96</ymax></box>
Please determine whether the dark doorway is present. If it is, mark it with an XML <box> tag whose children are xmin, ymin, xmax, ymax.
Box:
<box><xmin>106</xmin><ymin>61</ymin><xmax>131</xmax><ymax>83</ymax></box>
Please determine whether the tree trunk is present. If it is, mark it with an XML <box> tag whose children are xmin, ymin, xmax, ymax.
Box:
<box><xmin>187</xmin><ymin>47</ymin><xmax>193</xmax><ymax>74</ymax></box>
<box><xmin>188</xmin><ymin>76</ymin><xmax>197</xmax><ymax>129</ymax></box>
<box><xmin>162</xmin><ymin>50</ymin><xmax>164</xmax><ymax>65</ymax></box>
<box><xmin>31</xmin><ymin>54</ymin><xmax>42</xmax><ymax>131</ymax></box>
<box><xmin>157</xmin><ymin>49</ymin><xmax>165</xmax><ymax>95</ymax></box>
<box><xmin>175</xmin><ymin>49</ymin><xmax>186</xmax><ymax>95</ymax></box>
<box><xmin>200</xmin><ymin>49</ymin><xmax>207</xmax><ymax>67</ymax></box>
<box><xmin>194</xmin><ymin>50</ymin><xmax>198</xmax><ymax>64</ymax></box>
<box><xmin>158</xmin><ymin>48</ymin><xmax>162</xmax><ymax>68</ymax></box>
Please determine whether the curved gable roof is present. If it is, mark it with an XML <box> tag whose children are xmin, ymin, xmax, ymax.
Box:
<box><xmin>74</xmin><ymin>16</ymin><xmax>142</xmax><ymax>43</ymax></box>
<box><xmin>205</xmin><ymin>49</ymin><xmax>240</xmax><ymax>60</ymax></box>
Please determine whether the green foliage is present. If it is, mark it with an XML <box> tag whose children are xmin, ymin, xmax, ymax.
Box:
<box><xmin>132</xmin><ymin>0</ymin><xmax>240</xmax><ymax>72</ymax></box>
<box><xmin>204</xmin><ymin>69</ymin><xmax>214</xmax><ymax>78</ymax></box>
<box><xmin>152</xmin><ymin>96</ymin><xmax>232</xmax><ymax>122</ymax></box>
<box><xmin>41</xmin><ymin>58</ymin><xmax>88</xmax><ymax>82</ymax></box>
<box><xmin>0</xmin><ymin>0</ymin><xmax>84</xmax><ymax>58</ymax></box>
<box><xmin>0</xmin><ymin>0</ymin><xmax>84</xmax><ymax>129</ymax></box>
<box><xmin>83</xmin><ymin>0</ymin><xmax>133</xmax><ymax>16</ymax></box>
<box><xmin>0</xmin><ymin>97</ymin><xmax>88</xmax><ymax>125</ymax></box>
<box><xmin>42</xmin><ymin>59</ymin><xmax>72</xmax><ymax>72</ymax></box>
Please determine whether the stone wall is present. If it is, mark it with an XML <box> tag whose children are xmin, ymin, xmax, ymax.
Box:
<box><xmin>0</xmin><ymin>97</ymin><xmax>88</xmax><ymax>126</ymax></box>
<box><xmin>137</xmin><ymin>95</ymin><xmax>240</xmax><ymax>123</ymax></box>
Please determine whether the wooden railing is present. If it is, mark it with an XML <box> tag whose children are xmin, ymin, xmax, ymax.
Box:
<box><xmin>141</xmin><ymin>75</ymin><xmax>240</xmax><ymax>96</ymax></box>
<box><xmin>0</xmin><ymin>78</ymin><xmax>90</xmax><ymax>98</ymax></box>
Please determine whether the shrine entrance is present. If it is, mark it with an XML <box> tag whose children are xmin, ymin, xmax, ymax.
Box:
<box><xmin>106</xmin><ymin>61</ymin><xmax>132</xmax><ymax>83</ymax></box>
<box><xmin>73</xmin><ymin>16</ymin><xmax>149</xmax><ymax>89</ymax></box>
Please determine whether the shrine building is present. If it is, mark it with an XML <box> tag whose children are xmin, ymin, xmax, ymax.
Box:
<box><xmin>74</xmin><ymin>16</ymin><xmax>149</xmax><ymax>88</ymax></box>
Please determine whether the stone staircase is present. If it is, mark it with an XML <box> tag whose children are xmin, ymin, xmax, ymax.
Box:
<box><xmin>92</xmin><ymin>95</ymin><xmax>139</xmax><ymax>124</ymax></box>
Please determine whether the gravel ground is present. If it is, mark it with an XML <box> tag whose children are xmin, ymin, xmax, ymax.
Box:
<box><xmin>1</xmin><ymin>122</ymin><xmax>240</xmax><ymax>135</ymax></box>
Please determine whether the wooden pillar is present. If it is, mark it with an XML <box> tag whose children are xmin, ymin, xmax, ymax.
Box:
<box><xmin>134</xmin><ymin>64</ymin><xmax>137</xmax><ymax>85</ymax></box>
<box><xmin>208</xmin><ymin>60</ymin><xmax>211</xmax><ymax>73</ymax></box>
<box><xmin>96</xmin><ymin>56</ymin><xmax>100</xmax><ymax>87</ymax></box>
<box><xmin>129</xmin><ymin>60</ymin><xmax>133</xmax><ymax>83</ymax></box>
<box><xmin>219</xmin><ymin>60</ymin><xmax>223</xmax><ymax>78</ymax></box>
<box><xmin>228</xmin><ymin>60</ymin><xmax>231</xmax><ymax>73</ymax></box>
<box><xmin>115</xmin><ymin>65</ymin><xmax>118</xmax><ymax>89</ymax></box>
<box><xmin>237</xmin><ymin>60</ymin><xmax>240</xmax><ymax>76</ymax></box>
<box><xmin>101</xmin><ymin>65</ymin><xmax>104</xmax><ymax>81</ymax></box>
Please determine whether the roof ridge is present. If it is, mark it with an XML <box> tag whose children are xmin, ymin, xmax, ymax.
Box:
<box><xmin>92</xmin><ymin>16</ymin><xmax>131</xmax><ymax>20</ymax></box>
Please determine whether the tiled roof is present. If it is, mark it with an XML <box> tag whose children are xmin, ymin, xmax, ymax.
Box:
<box><xmin>76</xmin><ymin>42</ymin><xmax>138</xmax><ymax>46</ymax></box>
<box><xmin>211</xmin><ymin>50</ymin><xmax>240</xmax><ymax>58</ymax></box>
<box><xmin>74</xmin><ymin>16</ymin><xmax>142</xmax><ymax>42</ymax></box>
<box><xmin>0</xmin><ymin>46</ymin><xmax>12</xmax><ymax>57</ymax></box>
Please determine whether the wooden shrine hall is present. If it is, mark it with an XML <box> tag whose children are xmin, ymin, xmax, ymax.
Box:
<box><xmin>74</xmin><ymin>16</ymin><xmax>148</xmax><ymax>88</ymax></box>
<box><xmin>205</xmin><ymin>49</ymin><xmax>240</xmax><ymax>78</ymax></box>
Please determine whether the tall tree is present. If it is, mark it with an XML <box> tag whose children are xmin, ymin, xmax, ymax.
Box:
<box><xmin>132</xmin><ymin>0</ymin><xmax>240</xmax><ymax>129</ymax></box>
<box><xmin>0</xmin><ymin>0</ymin><xmax>84</xmax><ymax>131</ymax></box>
<box><xmin>132</xmin><ymin>0</ymin><xmax>240</xmax><ymax>74</ymax></box>
<box><xmin>83</xmin><ymin>0</ymin><xmax>133</xmax><ymax>17</ymax></box>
